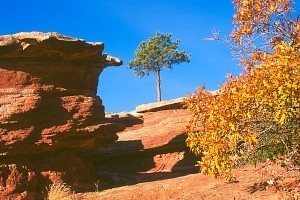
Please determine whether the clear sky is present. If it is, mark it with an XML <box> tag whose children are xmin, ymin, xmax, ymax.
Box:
<box><xmin>1</xmin><ymin>0</ymin><xmax>242</xmax><ymax>112</ymax></box>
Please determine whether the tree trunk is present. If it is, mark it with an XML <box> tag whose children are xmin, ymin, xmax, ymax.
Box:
<box><xmin>155</xmin><ymin>69</ymin><xmax>162</xmax><ymax>102</ymax></box>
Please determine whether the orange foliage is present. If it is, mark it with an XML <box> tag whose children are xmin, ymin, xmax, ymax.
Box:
<box><xmin>185</xmin><ymin>42</ymin><xmax>300</xmax><ymax>179</ymax></box>
<box><xmin>185</xmin><ymin>0</ymin><xmax>300</xmax><ymax>181</ymax></box>
<box><xmin>184</xmin><ymin>3</ymin><xmax>300</xmax><ymax>198</ymax></box>
<box><xmin>231</xmin><ymin>0</ymin><xmax>293</xmax><ymax>45</ymax></box>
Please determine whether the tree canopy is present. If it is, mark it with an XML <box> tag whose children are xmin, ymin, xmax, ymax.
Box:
<box><xmin>184</xmin><ymin>0</ymin><xmax>300</xmax><ymax>185</ymax></box>
<box><xmin>127</xmin><ymin>32</ymin><xmax>191</xmax><ymax>101</ymax></box>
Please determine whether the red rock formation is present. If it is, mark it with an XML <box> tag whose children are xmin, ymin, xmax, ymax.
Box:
<box><xmin>100</xmin><ymin>109</ymin><xmax>190</xmax><ymax>156</ymax></box>
<box><xmin>0</xmin><ymin>32</ymin><xmax>122</xmax><ymax>199</ymax></box>
<box><xmin>95</xmin><ymin>100</ymin><xmax>197</xmax><ymax>189</ymax></box>
<box><xmin>0</xmin><ymin>32</ymin><xmax>122</xmax><ymax>155</ymax></box>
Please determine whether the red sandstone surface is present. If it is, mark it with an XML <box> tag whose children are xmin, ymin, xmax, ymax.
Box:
<box><xmin>79</xmin><ymin>166</ymin><xmax>282</xmax><ymax>200</ymax></box>
<box><xmin>0</xmin><ymin>32</ymin><xmax>122</xmax><ymax>155</ymax></box>
<box><xmin>0</xmin><ymin>32</ymin><xmax>122</xmax><ymax>199</ymax></box>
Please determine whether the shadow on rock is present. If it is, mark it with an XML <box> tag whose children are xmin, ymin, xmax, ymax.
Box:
<box><xmin>92</xmin><ymin>134</ymin><xmax>198</xmax><ymax>190</ymax></box>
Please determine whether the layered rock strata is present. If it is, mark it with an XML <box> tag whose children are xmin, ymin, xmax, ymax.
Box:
<box><xmin>95</xmin><ymin>99</ymin><xmax>197</xmax><ymax>188</ymax></box>
<box><xmin>0</xmin><ymin>32</ymin><xmax>122</xmax><ymax>198</ymax></box>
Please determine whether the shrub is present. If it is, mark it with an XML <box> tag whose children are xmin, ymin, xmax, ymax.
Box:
<box><xmin>184</xmin><ymin>42</ymin><xmax>300</xmax><ymax>180</ymax></box>
<box><xmin>46</xmin><ymin>183</ymin><xmax>73</xmax><ymax>200</ymax></box>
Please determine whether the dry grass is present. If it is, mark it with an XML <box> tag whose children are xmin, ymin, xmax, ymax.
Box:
<box><xmin>46</xmin><ymin>183</ymin><xmax>73</xmax><ymax>200</ymax></box>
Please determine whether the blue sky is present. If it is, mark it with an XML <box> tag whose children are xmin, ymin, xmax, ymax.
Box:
<box><xmin>2</xmin><ymin>1</ymin><xmax>243</xmax><ymax>112</ymax></box>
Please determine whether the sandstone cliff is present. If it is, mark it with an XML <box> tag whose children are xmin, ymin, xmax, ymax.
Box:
<box><xmin>0</xmin><ymin>32</ymin><xmax>122</xmax><ymax>199</ymax></box>
<box><xmin>0</xmin><ymin>32</ymin><xmax>123</xmax><ymax>155</ymax></box>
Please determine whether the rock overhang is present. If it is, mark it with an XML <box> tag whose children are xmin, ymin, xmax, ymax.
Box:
<box><xmin>0</xmin><ymin>32</ymin><xmax>122</xmax><ymax>155</ymax></box>
<box><xmin>0</xmin><ymin>32</ymin><xmax>122</xmax><ymax>91</ymax></box>
<box><xmin>0</xmin><ymin>32</ymin><xmax>123</xmax><ymax>67</ymax></box>
<box><xmin>0</xmin><ymin>31</ymin><xmax>125</xmax><ymax>198</ymax></box>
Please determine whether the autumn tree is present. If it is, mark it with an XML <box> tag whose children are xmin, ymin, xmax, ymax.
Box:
<box><xmin>127</xmin><ymin>32</ymin><xmax>191</xmax><ymax>102</ymax></box>
<box><xmin>185</xmin><ymin>0</ymin><xmax>300</xmax><ymax>181</ymax></box>
<box><xmin>231</xmin><ymin>0</ymin><xmax>299</xmax><ymax>69</ymax></box>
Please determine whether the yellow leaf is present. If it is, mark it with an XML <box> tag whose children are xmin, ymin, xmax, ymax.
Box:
<box><xmin>278</xmin><ymin>113</ymin><xmax>286</xmax><ymax>124</ymax></box>
<box><xmin>229</xmin><ymin>123</ymin><xmax>236</xmax><ymax>131</ymax></box>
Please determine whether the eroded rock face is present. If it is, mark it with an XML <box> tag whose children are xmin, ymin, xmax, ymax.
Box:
<box><xmin>95</xmin><ymin>107</ymin><xmax>197</xmax><ymax>189</ymax></box>
<box><xmin>99</xmin><ymin>109</ymin><xmax>190</xmax><ymax>156</ymax></box>
<box><xmin>0</xmin><ymin>32</ymin><xmax>122</xmax><ymax>156</ymax></box>
<box><xmin>0</xmin><ymin>32</ymin><xmax>122</xmax><ymax>198</ymax></box>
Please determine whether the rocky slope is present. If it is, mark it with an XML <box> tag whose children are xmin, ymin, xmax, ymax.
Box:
<box><xmin>79</xmin><ymin>165</ymin><xmax>281</xmax><ymax>200</ymax></box>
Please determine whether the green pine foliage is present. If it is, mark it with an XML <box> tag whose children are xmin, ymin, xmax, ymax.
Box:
<box><xmin>127</xmin><ymin>32</ymin><xmax>191</xmax><ymax>101</ymax></box>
